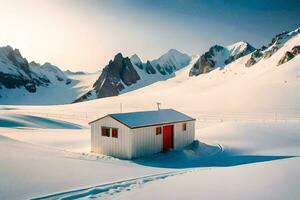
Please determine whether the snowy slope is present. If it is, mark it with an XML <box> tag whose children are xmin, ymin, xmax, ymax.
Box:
<box><xmin>1</xmin><ymin>27</ymin><xmax>300</xmax><ymax>200</ymax></box>
<box><xmin>246</xmin><ymin>28</ymin><xmax>300</xmax><ymax>67</ymax></box>
<box><xmin>29</xmin><ymin>62</ymin><xmax>68</xmax><ymax>83</ymax></box>
<box><xmin>190</xmin><ymin>41</ymin><xmax>255</xmax><ymax>76</ymax></box>
<box><xmin>0</xmin><ymin>72</ymin><xmax>99</xmax><ymax>105</ymax></box>
<box><xmin>0</xmin><ymin>45</ymin><xmax>99</xmax><ymax>105</ymax></box>
<box><xmin>9</xmin><ymin>28</ymin><xmax>300</xmax><ymax>116</ymax></box>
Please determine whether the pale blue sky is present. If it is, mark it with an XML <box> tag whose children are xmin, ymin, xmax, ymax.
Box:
<box><xmin>0</xmin><ymin>0</ymin><xmax>299</xmax><ymax>71</ymax></box>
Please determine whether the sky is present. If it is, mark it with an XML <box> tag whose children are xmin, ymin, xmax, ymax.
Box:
<box><xmin>0</xmin><ymin>0</ymin><xmax>299</xmax><ymax>72</ymax></box>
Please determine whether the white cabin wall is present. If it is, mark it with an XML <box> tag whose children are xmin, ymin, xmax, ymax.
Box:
<box><xmin>131</xmin><ymin>121</ymin><xmax>195</xmax><ymax>158</ymax></box>
<box><xmin>91</xmin><ymin>123</ymin><xmax>96</xmax><ymax>152</ymax></box>
<box><xmin>173</xmin><ymin>121</ymin><xmax>195</xmax><ymax>150</ymax></box>
<box><xmin>130</xmin><ymin>126</ymin><xmax>163</xmax><ymax>158</ymax></box>
<box><xmin>91</xmin><ymin>116</ymin><xmax>132</xmax><ymax>159</ymax></box>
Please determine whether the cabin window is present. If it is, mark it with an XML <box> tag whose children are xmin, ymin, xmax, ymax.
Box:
<box><xmin>182</xmin><ymin>123</ymin><xmax>187</xmax><ymax>131</ymax></box>
<box><xmin>101</xmin><ymin>127</ymin><xmax>110</xmax><ymax>137</ymax></box>
<box><xmin>112</xmin><ymin>128</ymin><xmax>118</xmax><ymax>138</ymax></box>
<box><xmin>156</xmin><ymin>127</ymin><xmax>162</xmax><ymax>135</ymax></box>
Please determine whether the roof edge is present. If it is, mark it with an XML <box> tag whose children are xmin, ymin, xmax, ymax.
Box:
<box><xmin>88</xmin><ymin>114</ymin><xmax>110</xmax><ymax>125</ymax></box>
<box><xmin>89</xmin><ymin>114</ymin><xmax>196</xmax><ymax>129</ymax></box>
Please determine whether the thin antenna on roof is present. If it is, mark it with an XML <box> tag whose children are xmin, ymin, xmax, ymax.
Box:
<box><xmin>120</xmin><ymin>103</ymin><xmax>123</xmax><ymax>113</ymax></box>
<box><xmin>156</xmin><ymin>102</ymin><xmax>161</xmax><ymax>110</ymax></box>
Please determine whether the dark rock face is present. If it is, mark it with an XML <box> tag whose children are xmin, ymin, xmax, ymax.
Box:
<box><xmin>263</xmin><ymin>46</ymin><xmax>278</xmax><ymax>59</ymax></box>
<box><xmin>246</xmin><ymin>28</ymin><xmax>299</xmax><ymax>67</ymax></box>
<box><xmin>155</xmin><ymin>64</ymin><xmax>167</xmax><ymax>75</ymax></box>
<box><xmin>92</xmin><ymin>53</ymin><xmax>140</xmax><ymax>99</ymax></box>
<box><xmin>190</xmin><ymin>43</ymin><xmax>255</xmax><ymax>76</ymax></box>
<box><xmin>145</xmin><ymin>61</ymin><xmax>156</xmax><ymax>74</ymax></box>
<box><xmin>0</xmin><ymin>47</ymin><xmax>38</xmax><ymax>92</ymax></box>
<box><xmin>73</xmin><ymin>91</ymin><xmax>92</xmax><ymax>103</ymax></box>
<box><xmin>270</xmin><ymin>31</ymin><xmax>289</xmax><ymax>46</ymax></box>
<box><xmin>0</xmin><ymin>46</ymin><xmax>70</xmax><ymax>96</ymax></box>
<box><xmin>7</xmin><ymin>48</ymin><xmax>31</xmax><ymax>76</ymax></box>
<box><xmin>189</xmin><ymin>45</ymin><xmax>223</xmax><ymax>76</ymax></box>
<box><xmin>277</xmin><ymin>46</ymin><xmax>300</xmax><ymax>66</ymax></box>
<box><xmin>292</xmin><ymin>46</ymin><xmax>300</xmax><ymax>55</ymax></box>
<box><xmin>0</xmin><ymin>72</ymin><xmax>33</xmax><ymax>90</ymax></box>
<box><xmin>121</xmin><ymin>57</ymin><xmax>140</xmax><ymax>85</ymax></box>
<box><xmin>245</xmin><ymin>50</ymin><xmax>263</xmax><ymax>67</ymax></box>
<box><xmin>189</xmin><ymin>54</ymin><xmax>215</xmax><ymax>76</ymax></box>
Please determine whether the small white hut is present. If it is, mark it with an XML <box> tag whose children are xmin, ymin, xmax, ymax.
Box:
<box><xmin>89</xmin><ymin>109</ymin><xmax>195</xmax><ymax>159</ymax></box>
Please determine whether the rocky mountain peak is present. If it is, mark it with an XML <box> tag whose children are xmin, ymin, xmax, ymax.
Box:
<box><xmin>227</xmin><ymin>41</ymin><xmax>255</xmax><ymax>55</ymax></box>
<box><xmin>277</xmin><ymin>45</ymin><xmax>300</xmax><ymax>66</ymax></box>
<box><xmin>151</xmin><ymin>49</ymin><xmax>190</xmax><ymax>71</ymax></box>
<box><xmin>130</xmin><ymin>54</ymin><xmax>143</xmax><ymax>69</ymax></box>
<box><xmin>3</xmin><ymin>46</ymin><xmax>31</xmax><ymax>76</ymax></box>
<box><xmin>190</xmin><ymin>41</ymin><xmax>255</xmax><ymax>76</ymax></box>
<box><xmin>81</xmin><ymin>52</ymin><xmax>141</xmax><ymax>100</ymax></box>
<box><xmin>246</xmin><ymin>27</ymin><xmax>300</xmax><ymax>67</ymax></box>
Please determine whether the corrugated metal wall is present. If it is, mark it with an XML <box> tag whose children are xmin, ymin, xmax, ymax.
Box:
<box><xmin>173</xmin><ymin>121</ymin><xmax>195</xmax><ymax>150</ymax></box>
<box><xmin>131</xmin><ymin>121</ymin><xmax>195</xmax><ymax>158</ymax></box>
<box><xmin>91</xmin><ymin>116</ymin><xmax>132</xmax><ymax>159</ymax></box>
<box><xmin>130</xmin><ymin>126</ymin><xmax>163</xmax><ymax>158</ymax></box>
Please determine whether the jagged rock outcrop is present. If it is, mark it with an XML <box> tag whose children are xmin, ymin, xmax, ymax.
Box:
<box><xmin>0</xmin><ymin>45</ymin><xmax>70</xmax><ymax>94</ymax></box>
<box><xmin>73</xmin><ymin>91</ymin><xmax>93</xmax><ymax>103</ymax></box>
<box><xmin>245</xmin><ymin>50</ymin><xmax>263</xmax><ymax>67</ymax></box>
<box><xmin>246</xmin><ymin>28</ymin><xmax>300</xmax><ymax>67</ymax></box>
<box><xmin>131</xmin><ymin>49</ymin><xmax>190</xmax><ymax>76</ymax></box>
<box><xmin>277</xmin><ymin>46</ymin><xmax>300</xmax><ymax>66</ymax></box>
<box><xmin>189</xmin><ymin>46</ymin><xmax>219</xmax><ymax>76</ymax></box>
<box><xmin>0</xmin><ymin>46</ymin><xmax>38</xmax><ymax>92</ymax></box>
<box><xmin>155</xmin><ymin>64</ymin><xmax>167</xmax><ymax>75</ymax></box>
<box><xmin>130</xmin><ymin>54</ymin><xmax>143</xmax><ymax>70</ymax></box>
<box><xmin>263</xmin><ymin>46</ymin><xmax>279</xmax><ymax>59</ymax></box>
<box><xmin>225</xmin><ymin>43</ymin><xmax>255</xmax><ymax>65</ymax></box>
<box><xmin>190</xmin><ymin>42</ymin><xmax>255</xmax><ymax>76</ymax></box>
<box><xmin>292</xmin><ymin>46</ymin><xmax>300</xmax><ymax>55</ymax></box>
<box><xmin>91</xmin><ymin>53</ymin><xmax>141</xmax><ymax>99</ymax></box>
<box><xmin>75</xmin><ymin>49</ymin><xmax>191</xmax><ymax>103</ymax></box>
<box><xmin>145</xmin><ymin>61</ymin><xmax>156</xmax><ymax>74</ymax></box>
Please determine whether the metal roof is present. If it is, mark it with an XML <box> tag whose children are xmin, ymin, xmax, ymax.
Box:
<box><xmin>89</xmin><ymin>109</ymin><xmax>195</xmax><ymax>128</ymax></box>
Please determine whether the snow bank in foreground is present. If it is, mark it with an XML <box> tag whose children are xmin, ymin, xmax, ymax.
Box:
<box><xmin>0</xmin><ymin>113</ymin><xmax>82</xmax><ymax>129</ymax></box>
<box><xmin>1</xmin><ymin>120</ymin><xmax>299</xmax><ymax>200</ymax></box>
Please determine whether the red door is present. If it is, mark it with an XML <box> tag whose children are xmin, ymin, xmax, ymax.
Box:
<box><xmin>163</xmin><ymin>125</ymin><xmax>174</xmax><ymax>151</ymax></box>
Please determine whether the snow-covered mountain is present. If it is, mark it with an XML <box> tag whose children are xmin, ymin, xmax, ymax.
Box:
<box><xmin>0</xmin><ymin>46</ymin><xmax>70</xmax><ymax>93</ymax></box>
<box><xmin>0</xmin><ymin>45</ymin><xmax>97</xmax><ymax>105</ymax></box>
<box><xmin>74</xmin><ymin>49</ymin><xmax>191</xmax><ymax>102</ymax></box>
<box><xmin>245</xmin><ymin>28</ymin><xmax>300</xmax><ymax>67</ymax></box>
<box><xmin>1</xmin><ymin>27</ymin><xmax>299</xmax><ymax>105</ymax></box>
<box><xmin>189</xmin><ymin>41</ymin><xmax>255</xmax><ymax>76</ymax></box>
